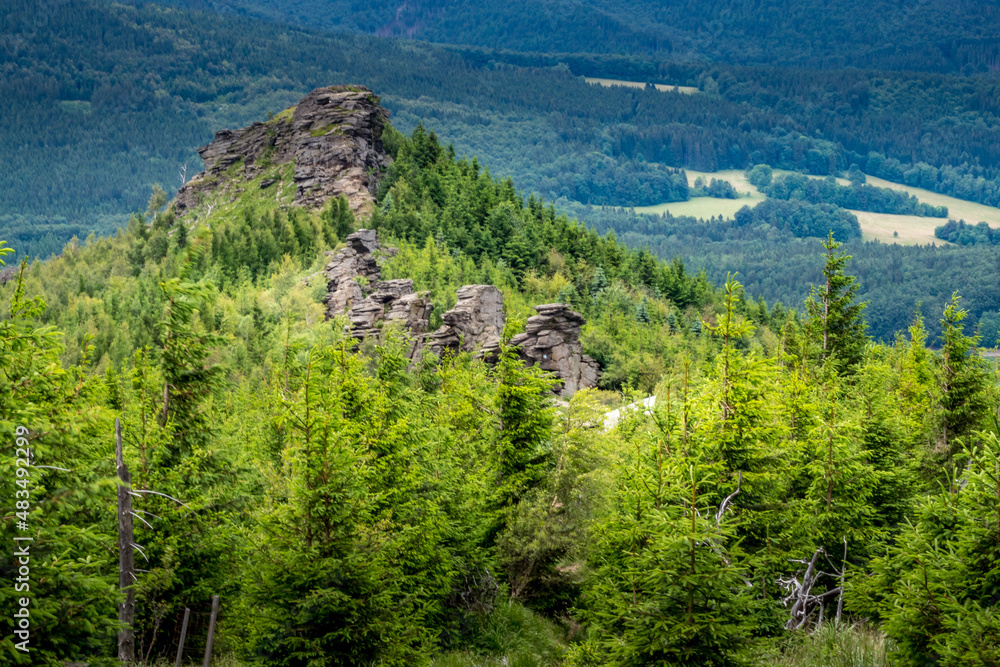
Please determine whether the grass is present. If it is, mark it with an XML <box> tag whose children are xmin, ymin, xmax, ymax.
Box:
<box><xmin>584</xmin><ymin>77</ymin><xmax>699</xmax><ymax>94</ymax></box>
<box><xmin>771</xmin><ymin>623</ymin><xmax>891</xmax><ymax>667</ymax></box>
<box><xmin>309</xmin><ymin>123</ymin><xmax>345</xmax><ymax>137</ymax></box>
<box><xmin>864</xmin><ymin>175</ymin><xmax>1000</xmax><ymax>227</ymax></box>
<box><xmin>430</xmin><ymin>601</ymin><xmax>567</xmax><ymax>667</ymax></box>
<box><xmin>626</xmin><ymin>167</ymin><xmax>984</xmax><ymax>244</ymax></box>
<box><xmin>267</xmin><ymin>106</ymin><xmax>296</xmax><ymax>124</ymax></box>
<box><xmin>855</xmin><ymin>210</ymin><xmax>947</xmax><ymax>245</ymax></box>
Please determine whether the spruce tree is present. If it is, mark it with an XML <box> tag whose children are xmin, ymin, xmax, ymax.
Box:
<box><xmin>939</xmin><ymin>293</ymin><xmax>992</xmax><ymax>456</ymax></box>
<box><xmin>805</xmin><ymin>233</ymin><xmax>868</xmax><ymax>371</ymax></box>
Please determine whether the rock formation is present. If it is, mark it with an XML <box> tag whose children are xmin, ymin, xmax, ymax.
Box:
<box><xmin>507</xmin><ymin>304</ymin><xmax>601</xmax><ymax>397</ymax></box>
<box><xmin>426</xmin><ymin>285</ymin><xmax>505</xmax><ymax>357</ymax></box>
<box><xmin>320</xmin><ymin>234</ymin><xmax>599</xmax><ymax>395</ymax></box>
<box><xmin>348</xmin><ymin>279</ymin><xmax>432</xmax><ymax>350</ymax></box>
<box><xmin>323</xmin><ymin>229</ymin><xmax>383</xmax><ymax>318</ymax></box>
<box><xmin>174</xmin><ymin>85</ymin><xmax>390</xmax><ymax>217</ymax></box>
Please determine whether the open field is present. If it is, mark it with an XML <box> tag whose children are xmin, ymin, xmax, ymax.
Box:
<box><xmin>584</xmin><ymin>77</ymin><xmax>699</xmax><ymax>94</ymax></box>
<box><xmin>633</xmin><ymin>169</ymin><xmax>764</xmax><ymax>218</ymax></box>
<box><xmin>855</xmin><ymin>211</ymin><xmax>947</xmax><ymax>245</ymax></box>
<box><xmin>684</xmin><ymin>169</ymin><xmax>766</xmax><ymax>196</ymax></box>
<box><xmin>863</xmin><ymin>175</ymin><xmax>1000</xmax><ymax>227</ymax></box>
<box><xmin>627</xmin><ymin>168</ymin><xmax>1000</xmax><ymax>244</ymax></box>
<box><xmin>633</xmin><ymin>196</ymin><xmax>756</xmax><ymax>219</ymax></box>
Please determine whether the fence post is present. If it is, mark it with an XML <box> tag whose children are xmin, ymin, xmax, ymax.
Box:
<box><xmin>175</xmin><ymin>607</ymin><xmax>191</xmax><ymax>667</ymax></box>
<box><xmin>203</xmin><ymin>595</ymin><xmax>219</xmax><ymax>667</ymax></box>
<box><xmin>116</xmin><ymin>418</ymin><xmax>135</xmax><ymax>663</ymax></box>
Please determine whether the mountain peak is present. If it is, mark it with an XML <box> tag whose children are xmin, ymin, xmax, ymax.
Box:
<box><xmin>174</xmin><ymin>85</ymin><xmax>390</xmax><ymax>218</ymax></box>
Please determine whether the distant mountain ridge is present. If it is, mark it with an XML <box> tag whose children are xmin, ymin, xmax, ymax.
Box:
<box><xmin>160</xmin><ymin>0</ymin><xmax>1000</xmax><ymax>74</ymax></box>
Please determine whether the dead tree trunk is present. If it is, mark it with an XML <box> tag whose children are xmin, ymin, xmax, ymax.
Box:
<box><xmin>117</xmin><ymin>418</ymin><xmax>135</xmax><ymax>662</ymax></box>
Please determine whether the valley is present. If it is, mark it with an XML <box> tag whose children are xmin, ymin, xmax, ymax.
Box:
<box><xmin>5</xmin><ymin>1</ymin><xmax>1000</xmax><ymax>665</ymax></box>
<box><xmin>628</xmin><ymin>167</ymin><xmax>1000</xmax><ymax>245</ymax></box>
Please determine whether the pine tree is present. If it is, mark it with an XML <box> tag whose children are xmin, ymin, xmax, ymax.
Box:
<box><xmin>939</xmin><ymin>293</ymin><xmax>992</xmax><ymax>456</ymax></box>
<box><xmin>805</xmin><ymin>233</ymin><xmax>868</xmax><ymax>371</ymax></box>
<box><xmin>490</xmin><ymin>324</ymin><xmax>557</xmax><ymax>541</ymax></box>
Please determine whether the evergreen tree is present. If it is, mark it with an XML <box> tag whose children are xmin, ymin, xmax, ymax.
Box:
<box><xmin>938</xmin><ymin>293</ymin><xmax>993</xmax><ymax>457</ymax></box>
<box><xmin>805</xmin><ymin>233</ymin><xmax>868</xmax><ymax>371</ymax></box>
<box><xmin>491</xmin><ymin>324</ymin><xmax>558</xmax><ymax>541</ymax></box>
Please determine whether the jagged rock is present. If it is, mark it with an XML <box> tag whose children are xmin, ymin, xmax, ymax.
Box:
<box><xmin>507</xmin><ymin>303</ymin><xmax>600</xmax><ymax>397</ymax></box>
<box><xmin>427</xmin><ymin>285</ymin><xmax>505</xmax><ymax>356</ymax></box>
<box><xmin>347</xmin><ymin>279</ymin><xmax>432</xmax><ymax>358</ymax></box>
<box><xmin>174</xmin><ymin>85</ymin><xmax>390</xmax><ymax>217</ymax></box>
<box><xmin>323</xmin><ymin>229</ymin><xmax>383</xmax><ymax>318</ymax></box>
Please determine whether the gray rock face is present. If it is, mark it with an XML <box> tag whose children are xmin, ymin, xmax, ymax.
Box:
<box><xmin>0</xmin><ymin>266</ymin><xmax>17</xmax><ymax>286</ymax></box>
<box><xmin>174</xmin><ymin>85</ymin><xmax>390</xmax><ymax>217</ymax></box>
<box><xmin>347</xmin><ymin>279</ymin><xmax>432</xmax><ymax>358</ymax></box>
<box><xmin>427</xmin><ymin>285</ymin><xmax>506</xmax><ymax>356</ymax></box>
<box><xmin>320</xmin><ymin>233</ymin><xmax>599</xmax><ymax>395</ymax></box>
<box><xmin>508</xmin><ymin>303</ymin><xmax>600</xmax><ymax>397</ymax></box>
<box><xmin>323</xmin><ymin>229</ymin><xmax>382</xmax><ymax>318</ymax></box>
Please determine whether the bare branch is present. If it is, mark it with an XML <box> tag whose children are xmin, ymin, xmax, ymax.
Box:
<box><xmin>716</xmin><ymin>471</ymin><xmax>743</xmax><ymax>524</ymax></box>
<box><xmin>130</xmin><ymin>511</ymin><xmax>154</xmax><ymax>530</ymax></box>
<box><xmin>130</xmin><ymin>489</ymin><xmax>190</xmax><ymax>508</ymax></box>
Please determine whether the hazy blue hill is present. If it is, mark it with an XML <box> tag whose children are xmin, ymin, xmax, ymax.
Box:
<box><xmin>158</xmin><ymin>0</ymin><xmax>1000</xmax><ymax>74</ymax></box>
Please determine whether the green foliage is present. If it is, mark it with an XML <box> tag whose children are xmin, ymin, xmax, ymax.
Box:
<box><xmin>734</xmin><ymin>200</ymin><xmax>861</xmax><ymax>242</ymax></box>
<box><xmin>492</xmin><ymin>328</ymin><xmax>558</xmax><ymax>538</ymax></box>
<box><xmin>0</xmin><ymin>257</ymin><xmax>119</xmax><ymax>664</ymax></box>
<box><xmin>854</xmin><ymin>434</ymin><xmax>1000</xmax><ymax>666</ymax></box>
<box><xmin>243</xmin><ymin>341</ymin><xmax>442</xmax><ymax>664</ymax></box>
<box><xmin>805</xmin><ymin>234</ymin><xmax>868</xmax><ymax>370</ymax></box>
<box><xmin>763</xmin><ymin>173</ymin><xmax>947</xmax><ymax>218</ymax></box>
<box><xmin>938</xmin><ymin>294</ymin><xmax>994</xmax><ymax>457</ymax></box>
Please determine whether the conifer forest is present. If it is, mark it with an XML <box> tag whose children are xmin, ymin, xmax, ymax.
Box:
<box><xmin>3</xmin><ymin>1</ymin><xmax>1000</xmax><ymax>665</ymax></box>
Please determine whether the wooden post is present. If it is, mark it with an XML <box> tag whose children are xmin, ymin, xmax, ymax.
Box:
<box><xmin>174</xmin><ymin>608</ymin><xmax>191</xmax><ymax>667</ymax></box>
<box><xmin>203</xmin><ymin>595</ymin><xmax>219</xmax><ymax>667</ymax></box>
<box><xmin>116</xmin><ymin>418</ymin><xmax>135</xmax><ymax>663</ymax></box>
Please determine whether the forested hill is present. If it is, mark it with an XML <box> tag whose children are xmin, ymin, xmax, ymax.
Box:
<box><xmin>7</xmin><ymin>0</ymin><xmax>1000</xmax><ymax>343</ymax></box>
<box><xmin>4</xmin><ymin>92</ymin><xmax>1000</xmax><ymax>666</ymax></box>
<box><xmin>159</xmin><ymin>0</ymin><xmax>1000</xmax><ymax>74</ymax></box>
<box><xmin>9</xmin><ymin>0</ymin><xmax>1000</xmax><ymax>262</ymax></box>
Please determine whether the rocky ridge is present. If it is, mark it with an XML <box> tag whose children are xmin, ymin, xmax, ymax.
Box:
<box><xmin>174</xmin><ymin>86</ymin><xmax>389</xmax><ymax>217</ymax></box>
<box><xmin>324</xmin><ymin>229</ymin><xmax>599</xmax><ymax>396</ymax></box>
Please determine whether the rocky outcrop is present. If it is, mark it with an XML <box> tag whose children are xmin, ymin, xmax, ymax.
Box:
<box><xmin>348</xmin><ymin>279</ymin><xmax>432</xmax><ymax>347</ymax></box>
<box><xmin>426</xmin><ymin>285</ymin><xmax>505</xmax><ymax>357</ymax></box>
<box><xmin>323</xmin><ymin>229</ymin><xmax>383</xmax><ymax>318</ymax></box>
<box><xmin>508</xmin><ymin>304</ymin><xmax>600</xmax><ymax>398</ymax></box>
<box><xmin>174</xmin><ymin>85</ymin><xmax>390</xmax><ymax>217</ymax></box>
<box><xmin>321</xmin><ymin>234</ymin><xmax>598</xmax><ymax>395</ymax></box>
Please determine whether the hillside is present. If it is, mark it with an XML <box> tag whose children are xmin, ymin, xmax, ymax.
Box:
<box><xmin>9</xmin><ymin>0</ymin><xmax>1000</xmax><ymax>262</ymax></box>
<box><xmin>4</xmin><ymin>88</ymin><xmax>1000</xmax><ymax>666</ymax></box>
<box><xmin>161</xmin><ymin>0</ymin><xmax>1000</xmax><ymax>74</ymax></box>
<box><xmin>8</xmin><ymin>0</ymin><xmax>1000</xmax><ymax>344</ymax></box>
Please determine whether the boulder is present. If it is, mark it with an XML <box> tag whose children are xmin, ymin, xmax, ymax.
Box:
<box><xmin>426</xmin><ymin>285</ymin><xmax>505</xmax><ymax>356</ymax></box>
<box><xmin>506</xmin><ymin>303</ymin><xmax>600</xmax><ymax>397</ymax></box>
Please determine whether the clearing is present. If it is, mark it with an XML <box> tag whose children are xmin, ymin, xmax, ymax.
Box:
<box><xmin>629</xmin><ymin>168</ymin><xmax>1000</xmax><ymax>245</ymax></box>
<box><xmin>633</xmin><ymin>169</ymin><xmax>764</xmax><ymax>218</ymax></box>
<box><xmin>584</xmin><ymin>77</ymin><xmax>699</xmax><ymax>94</ymax></box>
